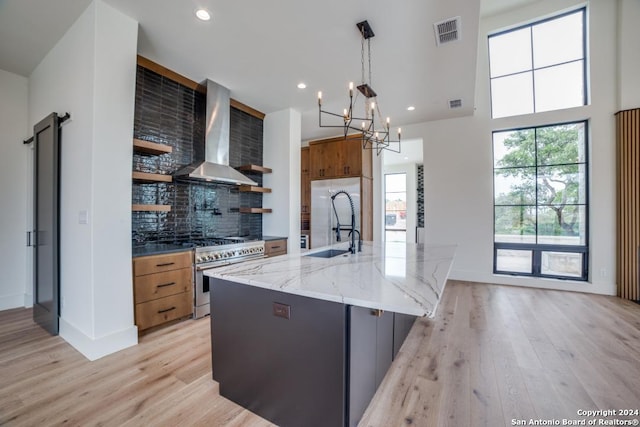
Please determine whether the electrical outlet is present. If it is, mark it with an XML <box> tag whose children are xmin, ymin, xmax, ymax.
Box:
<box><xmin>600</xmin><ymin>268</ymin><xmax>606</xmax><ymax>277</ymax></box>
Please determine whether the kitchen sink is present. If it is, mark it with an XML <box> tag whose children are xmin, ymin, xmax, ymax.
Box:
<box><xmin>305</xmin><ymin>249</ymin><xmax>350</xmax><ymax>258</ymax></box>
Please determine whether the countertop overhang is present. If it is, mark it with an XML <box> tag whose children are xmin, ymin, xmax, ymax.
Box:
<box><xmin>205</xmin><ymin>241</ymin><xmax>456</xmax><ymax>317</ymax></box>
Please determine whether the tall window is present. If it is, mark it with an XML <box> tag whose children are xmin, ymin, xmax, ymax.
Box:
<box><xmin>489</xmin><ymin>8</ymin><xmax>586</xmax><ymax>118</ymax></box>
<box><xmin>385</xmin><ymin>173</ymin><xmax>407</xmax><ymax>242</ymax></box>
<box><xmin>493</xmin><ymin>121</ymin><xmax>588</xmax><ymax>280</ymax></box>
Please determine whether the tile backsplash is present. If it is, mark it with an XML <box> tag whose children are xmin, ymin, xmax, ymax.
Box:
<box><xmin>132</xmin><ymin>65</ymin><xmax>264</xmax><ymax>244</ymax></box>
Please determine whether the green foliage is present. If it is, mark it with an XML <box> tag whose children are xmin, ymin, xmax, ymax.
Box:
<box><xmin>494</xmin><ymin>124</ymin><xmax>585</xmax><ymax>240</ymax></box>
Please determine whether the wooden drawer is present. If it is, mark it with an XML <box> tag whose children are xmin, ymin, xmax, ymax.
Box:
<box><xmin>133</xmin><ymin>251</ymin><xmax>192</xmax><ymax>276</ymax></box>
<box><xmin>134</xmin><ymin>267</ymin><xmax>192</xmax><ymax>304</ymax></box>
<box><xmin>135</xmin><ymin>290</ymin><xmax>193</xmax><ymax>331</ymax></box>
<box><xmin>265</xmin><ymin>239</ymin><xmax>287</xmax><ymax>257</ymax></box>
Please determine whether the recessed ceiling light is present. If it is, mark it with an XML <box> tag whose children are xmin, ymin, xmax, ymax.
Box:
<box><xmin>297</xmin><ymin>83</ymin><xmax>307</xmax><ymax>89</ymax></box>
<box><xmin>404</xmin><ymin>156</ymin><xmax>409</xmax><ymax>160</ymax></box>
<box><xmin>407</xmin><ymin>106</ymin><xmax>415</xmax><ymax>111</ymax></box>
<box><xmin>195</xmin><ymin>9</ymin><xmax>211</xmax><ymax>21</ymax></box>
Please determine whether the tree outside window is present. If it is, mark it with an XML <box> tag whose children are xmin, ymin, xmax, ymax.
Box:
<box><xmin>493</xmin><ymin>122</ymin><xmax>588</xmax><ymax>279</ymax></box>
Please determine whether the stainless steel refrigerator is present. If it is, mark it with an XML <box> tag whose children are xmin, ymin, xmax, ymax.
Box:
<box><xmin>310</xmin><ymin>177</ymin><xmax>361</xmax><ymax>249</ymax></box>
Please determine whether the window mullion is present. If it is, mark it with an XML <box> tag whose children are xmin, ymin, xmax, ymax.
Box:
<box><xmin>534</xmin><ymin>127</ymin><xmax>539</xmax><ymax>246</ymax></box>
<box><xmin>530</xmin><ymin>26</ymin><xmax>536</xmax><ymax>113</ymax></box>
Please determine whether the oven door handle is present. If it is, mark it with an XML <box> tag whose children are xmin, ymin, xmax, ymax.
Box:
<box><xmin>196</xmin><ymin>261</ymin><xmax>230</xmax><ymax>271</ymax></box>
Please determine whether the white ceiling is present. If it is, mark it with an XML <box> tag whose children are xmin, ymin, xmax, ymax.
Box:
<box><xmin>0</xmin><ymin>0</ymin><xmax>536</xmax><ymax>141</ymax></box>
<box><xmin>382</xmin><ymin>138</ymin><xmax>423</xmax><ymax>166</ymax></box>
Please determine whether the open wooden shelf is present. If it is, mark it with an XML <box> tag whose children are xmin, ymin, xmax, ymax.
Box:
<box><xmin>132</xmin><ymin>171</ymin><xmax>173</xmax><ymax>183</ymax></box>
<box><xmin>133</xmin><ymin>139</ymin><xmax>173</xmax><ymax>156</ymax></box>
<box><xmin>239</xmin><ymin>185</ymin><xmax>271</xmax><ymax>193</ymax></box>
<box><xmin>236</xmin><ymin>164</ymin><xmax>272</xmax><ymax>174</ymax></box>
<box><xmin>132</xmin><ymin>204</ymin><xmax>172</xmax><ymax>212</ymax></box>
<box><xmin>239</xmin><ymin>207</ymin><xmax>272</xmax><ymax>214</ymax></box>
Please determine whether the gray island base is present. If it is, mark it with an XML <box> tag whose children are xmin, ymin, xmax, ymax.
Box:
<box><xmin>207</xmin><ymin>242</ymin><xmax>456</xmax><ymax>427</ymax></box>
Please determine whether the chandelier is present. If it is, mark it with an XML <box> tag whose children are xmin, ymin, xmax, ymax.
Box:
<box><xmin>317</xmin><ymin>20</ymin><xmax>401</xmax><ymax>155</ymax></box>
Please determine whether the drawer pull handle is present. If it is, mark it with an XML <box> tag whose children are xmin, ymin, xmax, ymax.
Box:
<box><xmin>158</xmin><ymin>306</ymin><xmax>176</xmax><ymax>314</ymax></box>
<box><xmin>156</xmin><ymin>262</ymin><xmax>175</xmax><ymax>267</ymax></box>
<box><xmin>271</xmin><ymin>246</ymin><xmax>281</xmax><ymax>249</ymax></box>
<box><xmin>157</xmin><ymin>282</ymin><xmax>176</xmax><ymax>288</ymax></box>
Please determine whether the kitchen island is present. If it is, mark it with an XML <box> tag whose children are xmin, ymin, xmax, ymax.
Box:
<box><xmin>205</xmin><ymin>241</ymin><xmax>455</xmax><ymax>427</ymax></box>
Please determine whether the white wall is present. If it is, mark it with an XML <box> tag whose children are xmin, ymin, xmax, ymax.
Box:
<box><xmin>0</xmin><ymin>69</ymin><xmax>29</xmax><ymax>310</ymax></box>
<box><xmin>617</xmin><ymin>0</ymin><xmax>640</xmax><ymax>110</ymax></box>
<box><xmin>400</xmin><ymin>0</ymin><xmax>620</xmax><ymax>295</ymax></box>
<box><xmin>29</xmin><ymin>0</ymin><xmax>138</xmax><ymax>360</ymax></box>
<box><xmin>263</xmin><ymin>108</ymin><xmax>302</xmax><ymax>254</ymax></box>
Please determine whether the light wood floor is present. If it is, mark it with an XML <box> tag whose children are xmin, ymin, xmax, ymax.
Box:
<box><xmin>1</xmin><ymin>281</ymin><xmax>639</xmax><ymax>426</ymax></box>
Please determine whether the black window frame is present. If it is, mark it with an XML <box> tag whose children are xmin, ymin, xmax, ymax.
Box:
<box><xmin>488</xmin><ymin>7</ymin><xmax>588</xmax><ymax>119</ymax></box>
<box><xmin>492</xmin><ymin>120</ymin><xmax>589</xmax><ymax>281</ymax></box>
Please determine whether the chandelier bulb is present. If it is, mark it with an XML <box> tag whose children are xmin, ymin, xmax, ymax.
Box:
<box><xmin>370</xmin><ymin>101</ymin><xmax>375</xmax><ymax>111</ymax></box>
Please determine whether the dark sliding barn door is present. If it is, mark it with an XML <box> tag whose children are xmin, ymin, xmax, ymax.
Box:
<box><xmin>32</xmin><ymin>113</ymin><xmax>61</xmax><ymax>335</ymax></box>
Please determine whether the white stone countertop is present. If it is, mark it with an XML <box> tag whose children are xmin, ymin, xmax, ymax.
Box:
<box><xmin>204</xmin><ymin>241</ymin><xmax>456</xmax><ymax>318</ymax></box>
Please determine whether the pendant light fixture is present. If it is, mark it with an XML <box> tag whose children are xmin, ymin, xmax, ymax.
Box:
<box><xmin>317</xmin><ymin>20</ymin><xmax>401</xmax><ymax>155</ymax></box>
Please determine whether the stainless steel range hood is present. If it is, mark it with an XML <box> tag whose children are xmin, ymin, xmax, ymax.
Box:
<box><xmin>174</xmin><ymin>80</ymin><xmax>257</xmax><ymax>186</ymax></box>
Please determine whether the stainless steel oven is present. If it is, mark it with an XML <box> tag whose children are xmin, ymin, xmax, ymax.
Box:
<box><xmin>194</xmin><ymin>240</ymin><xmax>265</xmax><ymax>318</ymax></box>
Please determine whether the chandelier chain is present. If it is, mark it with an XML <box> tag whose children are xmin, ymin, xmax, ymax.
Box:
<box><xmin>361</xmin><ymin>32</ymin><xmax>365</xmax><ymax>85</ymax></box>
<box><xmin>368</xmin><ymin>38</ymin><xmax>372</xmax><ymax>90</ymax></box>
<box><xmin>317</xmin><ymin>20</ymin><xmax>401</xmax><ymax>155</ymax></box>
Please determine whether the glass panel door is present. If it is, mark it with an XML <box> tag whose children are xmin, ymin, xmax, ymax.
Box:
<box><xmin>385</xmin><ymin>173</ymin><xmax>407</xmax><ymax>242</ymax></box>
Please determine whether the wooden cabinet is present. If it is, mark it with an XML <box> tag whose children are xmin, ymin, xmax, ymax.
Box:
<box><xmin>264</xmin><ymin>239</ymin><xmax>287</xmax><ymax>257</ymax></box>
<box><xmin>309</xmin><ymin>138</ymin><xmax>336</xmax><ymax>179</ymax></box>
<box><xmin>132</xmin><ymin>138</ymin><xmax>173</xmax><ymax>212</ymax></box>
<box><xmin>301</xmin><ymin>148</ymin><xmax>311</xmax><ymax>244</ymax></box>
<box><xmin>309</xmin><ymin>134</ymin><xmax>372</xmax><ymax>180</ymax></box>
<box><xmin>303</xmin><ymin>135</ymin><xmax>373</xmax><ymax>242</ymax></box>
<box><xmin>301</xmin><ymin>146</ymin><xmax>310</xmax><ymax>174</ymax></box>
<box><xmin>133</xmin><ymin>251</ymin><xmax>193</xmax><ymax>331</ymax></box>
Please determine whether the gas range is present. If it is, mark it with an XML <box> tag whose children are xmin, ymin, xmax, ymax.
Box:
<box><xmin>192</xmin><ymin>237</ymin><xmax>265</xmax><ymax>319</ymax></box>
<box><xmin>194</xmin><ymin>239</ymin><xmax>265</xmax><ymax>267</ymax></box>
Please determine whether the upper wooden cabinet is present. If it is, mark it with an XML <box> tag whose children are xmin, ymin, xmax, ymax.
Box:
<box><xmin>309</xmin><ymin>134</ymin><xmax>372</xmax><ymax>180</ymax></box>
<box><xmin>301</xmin><ymin>146</ymin><xmax>310</xmax><ymax>175</ymax></box>
<box><xmin>301</xmin><ymin>148</ymin><xmax>311</xmax><ymax>216</ymax></box>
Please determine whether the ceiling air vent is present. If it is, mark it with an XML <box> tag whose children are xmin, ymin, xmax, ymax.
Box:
<box><xmin>449</xmin><ymin>99</ymin><xmax>463</xmax><ymax>109</ymax></box>
<box><xmin>434</xmin><ymin>16</ymin><xmax>461</xmax><ymax>46</ymax></box>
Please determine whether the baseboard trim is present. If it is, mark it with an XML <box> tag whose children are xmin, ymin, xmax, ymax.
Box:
<box><xmin>59</xmin><ymin>317</ymin><xmax>138</xmax><ymax>361</ymax></box>
<box><xmin>0</xmin><ymin>293</ymin><xmax>26</xmax><ymax>311</ymax></box>
<box><xmin>449</xmin><ymin>268</ymin><xmax>616</xmax><ymax>296</ymax></box>
<box><xmin>23</xmin><ymin>293</ymin><xmax>33</xmax><ymax>308</ymax></box>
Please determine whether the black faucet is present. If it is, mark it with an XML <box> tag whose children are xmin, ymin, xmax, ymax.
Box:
<box><xmin>330</xmin><ymin>190</ymin><xmax>362</xmax><ymax>254</ymax></box>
